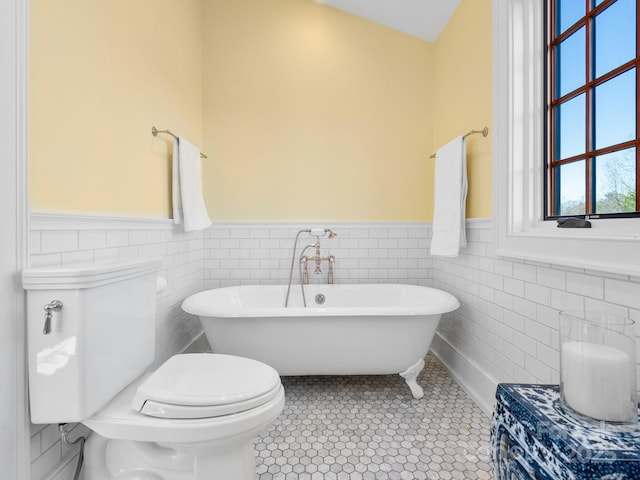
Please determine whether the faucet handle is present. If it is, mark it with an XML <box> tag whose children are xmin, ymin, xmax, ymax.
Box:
<box><xmin>309</xmin><ymin>228</ymin><xmax>338</xmax><ymax>239</ymax></box>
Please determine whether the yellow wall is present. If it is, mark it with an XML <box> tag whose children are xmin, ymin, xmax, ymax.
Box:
<box><xmin>29</xmin><ymin>0</ymin><xmax>492</xmax><ymax>221</ymax></box>
<box><xmin>433</xmin><ymin>0</ymin><xmax>493</xmax><ymax>218</ymax></box>
<box><xmin>29</xmin><ymin>0</ymin><xmax>203</xmax><ymax>217</ymax></box>
<box><xmin>202</xmin><ymin>0</ymin><xmax>435</xmax><ymax>221</ymax></box>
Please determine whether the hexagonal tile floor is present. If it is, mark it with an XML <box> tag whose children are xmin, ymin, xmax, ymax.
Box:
<box><xmin>255</xmin><ymin>354</ymin><xmax>493</xmax><ymax>480</ymax></box>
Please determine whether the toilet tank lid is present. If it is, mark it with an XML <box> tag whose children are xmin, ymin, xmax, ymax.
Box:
<box><xmin>22</xmin><ymin>257</ymin><xmax>163</xmax><ymax>290</ymax></box>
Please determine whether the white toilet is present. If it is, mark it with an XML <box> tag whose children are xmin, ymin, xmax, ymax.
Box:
<box><xmin>23</xmin><ymin>258</ymin><xmax>285</xmax><ymax>480</ymax></box>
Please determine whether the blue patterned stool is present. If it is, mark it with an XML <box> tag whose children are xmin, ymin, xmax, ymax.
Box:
<box><xmin>491</xmin><ymin>384</ymin><xmax>640</xmax><ymax>480</ymax></box>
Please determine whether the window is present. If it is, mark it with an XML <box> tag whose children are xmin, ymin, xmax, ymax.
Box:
<box><xmin>546</xmin><ymin>0</ymin><xmax>639</xmax><ymax>218</ymax></box>
<box><xmin>493</xmin><ymin>0</ymin><xmax>640</xmax><ymax>277</ymax></box>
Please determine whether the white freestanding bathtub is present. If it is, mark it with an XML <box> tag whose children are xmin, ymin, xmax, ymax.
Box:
<box><xmin>182</xmin><ymin>284</ymin><xmax>459</xmax><ymax>399</ymax></box>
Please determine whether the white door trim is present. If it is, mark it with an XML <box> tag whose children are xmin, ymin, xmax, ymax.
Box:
<box><xmin>1</xmin><ymin>0</ymin><xmax>30</xmax><ymax>477</ymax></box>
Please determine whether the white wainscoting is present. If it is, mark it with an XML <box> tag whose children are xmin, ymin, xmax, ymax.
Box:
<box><xmin>430</xmin><ymin>218</ymin><xmax>640</xmax><ymax>416</ymax></box>
<box><xmin>203</xmin><ymin>222</ymin><xmax>432</xmax><ymax>288</ymax></box>
<box><xmin>29</xmin><ymin>213</ymin><xmax>205</xmax><ymax>480</ymax></box>
<box><xmin>27</xmin><ymin>215</ymin><xmax>640</xmax><ymax>478</ymax></box>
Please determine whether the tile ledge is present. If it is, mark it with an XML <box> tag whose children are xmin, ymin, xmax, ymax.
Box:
<box><xmin>31</xmin><ymin>211</ymin><xmax>174</xmax><ymax>230</ymax></box>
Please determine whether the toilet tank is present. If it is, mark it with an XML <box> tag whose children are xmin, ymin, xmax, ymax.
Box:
<box><xmin>23</xmin><ymin>258</ymin><xmax>163</xmax><ymax>424</ymax></box>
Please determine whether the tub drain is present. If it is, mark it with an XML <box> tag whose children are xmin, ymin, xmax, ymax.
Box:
<box><xmin>314</xmin><ymin>293</ymin><xmax>326</xmax><ymax>305</ymax></box>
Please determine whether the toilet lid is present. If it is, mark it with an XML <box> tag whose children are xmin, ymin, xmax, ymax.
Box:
<box><xmin>131</xmin><ymin>353</ymin><xmax>282</xmax><ymax>419</ymax></box>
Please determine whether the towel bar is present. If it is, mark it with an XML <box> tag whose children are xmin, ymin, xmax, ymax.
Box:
<box><xmin>152</xmin><ymin>126</ymin><xmax>208</xmax><ymax>159</ymax></box>
<box><xmin>429</xmin><ymin>127</ymin><xmax>489</xmax><ymax>159</ymax></box>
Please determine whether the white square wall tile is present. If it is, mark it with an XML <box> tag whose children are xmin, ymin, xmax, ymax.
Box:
<box><xmin>229</xmin><ymin>228</ymin><xmax>251</xmax><ymax>238</ymax></box>
<box><xmin>525</xmin><ymin>283</ymin><xmax>551</xmax><ymax>305</ymax></box>
<box><xmin>605</xmin><ymin>278</ymin><xmax>640</xmax><ymax>310</ymax></box>
<box><xmin>513</xmin><ymin>332</ymin><xmax>537</xmax><ymax>357</ymax></box>
<box><xmin>398</xmin><ymin>239</ymin><xmax>419</xmax><ymax>249</ymax></box>
<box><xmin>378</xmin><ymin>239</ymin><xmax>399</xmax><ymax>249</ymax></box>
<box><xmin>29</xmin><ymin>434</ymin><xmax>41</xmax><ymax>461</ymax></box>
<box><xmin>79</xmin><ymin>230</ymin><xmax>107</xmax><ymax>250</ymax></box>
<box><xmin>494</xmin><ymin>291</ymin><xmax>514</xmax><ymax>311</ymax></box>
<box><xmin>584</xmin><ymin>298</ymin><xmax>630</xmax><ymax>317</ymax></box>
<box><xmin>388</xmin><ymin>228</ymin><xmax>409</xmax><ymax>238</ymax></box>
<box><xmin>513</xmin><ymin>263</ymin><xmax>537</xmax><ymax>283</ymax></box>
<box><xmin>29</xmin><ymin>253</ymin><xmax>62</xmax><ymax>268</ymax></box>
<box><xmin>408</xmin><ymin>227</ymin><xmax>430</xmax><ymax>238</ymax></box>
<box><xmin>358</xmin><ymin>238</ymin><xmax>379</xmax><ymax>249</ymax></box>
<box><xmin>30</xmin><ymin>231</ymin><xmax>41</xmax><ymax>255</ymax></box>
<box><xmin>219</xmin><ymin>239</ymin><xmax>240</xmax><ymax>249</ymax></box>
<box><xmin>61</xmin><ymin>251</ymin><xmax>94</xmax><ymax>265</ymax></box>
<box><xmin>41</xmin><ymin>230</ymin><xmax>78</xmax><ymax>254</ymax></box>
<box><xmin>367</xmin><ymin>248</ymin><xmax>388</xmax><ymax>259</ymax></box>
<box><xmin>209</xmin><ymin>228</ymin><xmax>230</xmax><ymax>238</ymax></box>
<box><xmin>349</xmin><ymin>228</ymin><xmax>370</xmax><ymax>238</ymax></box>
<box><xmin>502</xmin><ymin>342</ymin><xmax>525</xmax><ymax>367</ymax></box>
<box><xmin>536</xmin><ymin>342</ymin><xmax>559</xmax><ymax>369</ymax></box>
<box><xmin>388</xmin><ymin>249</ymin><xmax>408</xmax><ymax>259</ymax></box>
<box><xmin>30</xmin><ymin>442</ymin><xmax>62</xmax><ymax>480</ymax></box>
<box><xmin>524</xmin><ymin>320</ymin><xmax>551</xmax><ymax>345</ymax></box>
<box><xmin>239</xmin><ymin>239</ymin><xmax>260</xmax><ymax>249</ymax></box>
<box><xmin>259</xmin><ymin>239</ymin><xmax>280</xmax><ymax>249</ymax></box>
<box><xmin>513</xmin><ymin>297</ymin><xmax>537</xmax><ymax>320</ymax></box>
<box><xmin>536</xmin><ymin>267</ymin><xmax>566</xmax><ymax>290</ymax></box>
<box><xmin>524</xmin><ymin>354</ymin><xmax>552</xmax><ymax>383</ymax></box>
<box><xmin>368</xmin><ymin>228</ymin><xmax>390</xmax><ymax>238</ymax></box>
<box><xmin>106</xmin><ymin>230</ymin><xmax>129</xmax><ymax>248</ymax></box>
<box><xmin>550</xmin><ymin>289</ymin><xmax>585</xmax><ymax>311</ymax></box>
<box><xmin>494</xmin><ymin>260</ymin><xmax>514</xmax><ymax>277</ymax></box>
<box><xmin>250</xmin><ymin>228</ymin><xmax>270</xmax><ymax>238</ymax></box>
<box><xmin>535</xmin><ymin>305</ymin><xmax>560</xmax><ymax>330</ymax></box>
<box><xmin>503</xmin><ymin>278</ymin><xmax>525</xmax><ymax>298</ymax></box>
<box><xmin>566</xmin><ymin>272</ymin><xmax>604</xmax><ymax>299</ymax></box>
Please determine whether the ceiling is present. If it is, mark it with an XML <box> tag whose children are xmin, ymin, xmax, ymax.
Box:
<box><xmin>314</xmin><ymin>0</ymin><xmax>462</xmax><ymax>43</ymax></box>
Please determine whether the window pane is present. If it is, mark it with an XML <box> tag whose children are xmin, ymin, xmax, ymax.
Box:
<box><xmin>556</xmin><ymin>93</ymin><xmax>586</xmax><ymax>160</ymax></box>
<box><xmin>557</xmin><ymin>27</ymin><xmax>586</xmax><ymax>97</ymax></box>
<box><xmin>557</xmin><ymin>0</ymin><xmax>585</xmax><ymax>35</ymax></box>
<box><xmin>595</xmin><ymin>148</ymin><xmax>637</xmax><ymax>213</ymax></box>
<box><xmin>594</xmin><ymin>69</ymin><xmax>636</xmax><ymax>150</ymax></box>
<box><xmin>594</xmin><ymin>0</ymin><xmax>636</xmax><ymax>78</ymax></box>
<box><xmin>558</xmin><ymin>161</ymin><xmax>586</xmax><ymax>215</ymax></box>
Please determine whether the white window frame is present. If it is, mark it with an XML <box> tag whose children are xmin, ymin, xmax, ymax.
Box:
<box><xmin>493</xmin><ymin>0</ymin><xmax>640</xmax><ymax>277</ymax></box>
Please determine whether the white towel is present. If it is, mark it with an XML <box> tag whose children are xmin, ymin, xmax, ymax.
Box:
<box><xmin>430</xmin><ymin>135</ymin><xmax>467</xmax><ymax>257</ymax></box>
<box><xmin>172</xmin><ymin>137</ymin><xmax>212</xmax><ymax>232</ymax></box>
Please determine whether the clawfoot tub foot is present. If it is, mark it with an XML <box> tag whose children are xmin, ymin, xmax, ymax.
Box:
<box><xmin>399</xmin><ymin>358</ymin><xmax>425</xmax><ymax>399</ymax></box>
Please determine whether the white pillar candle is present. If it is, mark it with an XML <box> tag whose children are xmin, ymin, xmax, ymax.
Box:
<box><xmin>561</xmin><ymin>341</ymin><xmax>635</xmax><ymax>422</ymax></box>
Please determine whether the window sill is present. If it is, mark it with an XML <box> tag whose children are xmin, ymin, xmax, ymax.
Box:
<box><xmin>528</xmin><ymin>218</ymin><xmax>640</xmax><ymax>241</ymax></box>
<box><xmin>495</xmin><ymin>218</ymin><xmax>640</xmax><ymax>277</ymax></box>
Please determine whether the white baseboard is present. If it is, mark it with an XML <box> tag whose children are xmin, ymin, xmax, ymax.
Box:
<box><xmin>429</xmin><ymin>333</ymin><xmax>498</xmax><ymax>418</ymax></box>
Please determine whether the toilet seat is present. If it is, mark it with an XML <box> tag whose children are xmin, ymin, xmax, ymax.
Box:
<box><xmin>83</xmin><ymin>353</ymin><xmax>286</xmax><ymax>444</ymax></box>
<box><xmin>132</xmin><ymin>353</ymin><xmax>282</xmax><ymax>419</ymax></box>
